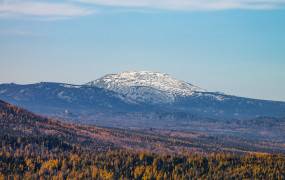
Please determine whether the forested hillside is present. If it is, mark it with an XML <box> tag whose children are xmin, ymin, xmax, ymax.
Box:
<box><xmin>1</xmin><ymin>99</ymin><xmax>285</xmax><ymax>179</ymax></box>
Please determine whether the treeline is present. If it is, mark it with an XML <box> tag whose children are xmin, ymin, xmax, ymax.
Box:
<box><xmin>0</xmin><ymin>136</ymin><xmax>285</xmax><ymax>180</ymax></box>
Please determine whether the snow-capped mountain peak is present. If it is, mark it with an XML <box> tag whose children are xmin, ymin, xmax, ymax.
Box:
<box><xmin>86</xmin><ymin>71</ymin><xmax>205</xmax><ymax>104</ymax></box>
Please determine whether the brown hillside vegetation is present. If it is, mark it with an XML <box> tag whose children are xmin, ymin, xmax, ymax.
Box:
<box><xmin>1</xmin><ymin>100</ymin><xmax>284</xmax><ymax>154</ymax></box>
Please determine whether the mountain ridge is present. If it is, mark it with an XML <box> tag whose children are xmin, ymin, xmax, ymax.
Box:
<box><xmin>3</xmin><ymin>70</ymin><xmax>283</xmax><ymax>102</ymax></box>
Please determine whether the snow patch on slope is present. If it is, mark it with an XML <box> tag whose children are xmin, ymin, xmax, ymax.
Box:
<box><xmin>0</xmin><ymin>89</ymin><xmax>7</xmax><ymax>94</ymax></box>
<box><xmin>60</xmin><ymin>84</ymin><xmax>82</xmax><ymax>89</ymax></box>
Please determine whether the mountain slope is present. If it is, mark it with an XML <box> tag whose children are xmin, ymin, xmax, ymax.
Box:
<box><xmin>1</xmin><ymin>99</ymin><xmax>285</xmax><ymax>154</ymax></box>
<box><xmin>0</xmin><ymin>99</ymin><xmax>116</xmax><ymax>151</ymax></box>
<box><xmin>0</xmin><ymin>82</ymin><xmax>148</xmax><ymax>121</ymax></box>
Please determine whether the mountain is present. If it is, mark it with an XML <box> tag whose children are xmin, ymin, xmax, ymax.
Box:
<box><xmin>86</xmin><ymin>71</ymin><xmax>285</xmax><ymax>119</ymax></box>
<box><xmin>0</xmin><ymin>71</ymin><xmax>285</xmax><ymax>129</ymax></box>
<box><xmin>87</xmin><ymin>71</ymin><xmax>205</xmax><ymax>104</ymax></box>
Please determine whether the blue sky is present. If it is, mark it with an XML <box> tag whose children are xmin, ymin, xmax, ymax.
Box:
<box><xmin>0</xmin><ymin>0</ymin><xmax>285</xmax><ymax>101</ymax></box>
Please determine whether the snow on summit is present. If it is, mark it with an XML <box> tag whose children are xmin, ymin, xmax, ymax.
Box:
<box><xmin>86</xmin><ymin>71</ymin><xmax>205</xmax><ymax>104</ymax></box>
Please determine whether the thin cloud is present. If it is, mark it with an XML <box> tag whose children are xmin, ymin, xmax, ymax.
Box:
<box><xmin>0</xmin><ymin>0</ymin><xmax>283</xmax><ymax>21</ymax></box>
<box><xmin>0</xmin><ymin>1</ymin><xmax>94</xmax><ymax>19</ymax></box>
<box><xmin>0</xmin><ymin>29</ymin><xmax>42</xmax><ymax>37</ymax></box>
<box><xmin>78</xmin><ymin>0</ymin><xmax>285</xmax><ymax>10</ymax></box>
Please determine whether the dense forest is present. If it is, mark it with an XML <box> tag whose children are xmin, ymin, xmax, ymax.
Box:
<box><xmin>0</xmin><ymin>135</ymin><xmax>285</xmax><ymax>179</ymax></box>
